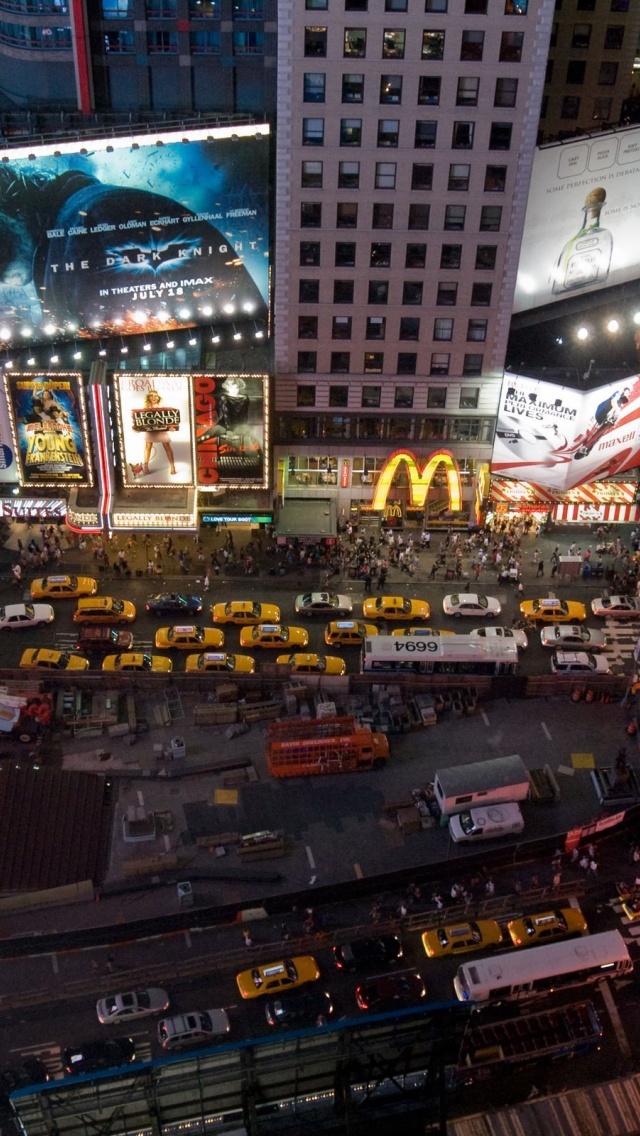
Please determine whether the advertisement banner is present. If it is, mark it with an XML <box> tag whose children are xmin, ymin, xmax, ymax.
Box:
<box><xmin>5</xmin><ymin>373</ymin><xmax>93</xmax><ymax>486</ymax></box>
<box><xmin>492</xmin><ymin>372</ymin><xmax>640</xmax><ymax>491</ymax></box>
<box><xmin>514</xmin><ymin>127</ymin><xmax>640</xmax><ymax>314</ymax></box>
<box><xmin>115</xmin><ymin>374</ymin><xmax>195</xmax><ymax>488</ymax></box>
<box><xmin>0</xmin><ymin>125</ymin><xmax>269</xmax><ymax>343</ymax></box>
<box><xmin>193</xmin><ymin>374</ymin><xmax>268</xmax><ymax>489</ymax></box>
<box><xmin>0</xmin><ymin>392</ymin><xmax>16</xmax><ymax>483</ymax></box>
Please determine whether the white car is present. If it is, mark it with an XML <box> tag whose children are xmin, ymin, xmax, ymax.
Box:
<box><xmin>0</xmin><ymin>602</ymin><xmax>54</xmax><ymax>630</ymax></box>
<box><xmin>540</xmin><ymin>624</ymin><xmax>608</xmax><ymax>652</ymax></box>
<box><xmin>591</xmin><ymin>595</ymin><xmax>640</xmax><ymax>619</ymax></box>
<box><xmin>470</xmin><ymin>625</ymin><xmax>528</xmax><ymax>650</ymax></box>
<box><xmin>96</xmin><ymin>988</ymin><xmax>169</xmax><ymax>1025</ymax></box>
<box><xmin>443</xmin><ymin>593</ymin><xmax>501</xmax><ymax>619</ymax></box>
<box><xmin>158</xmin><ymin>1009</ymin><xmax>230</xmax><ymax>1050</ymax></box>
<box><xmin>550</xmin><ymin>651</ymin><xmax>611</xmax><ymax>676</ymax></box>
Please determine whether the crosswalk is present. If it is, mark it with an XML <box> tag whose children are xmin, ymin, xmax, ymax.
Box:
<box><xmin>601</xmin><ymin>619</ymin><xmax>640</xmax><ymax>675</ymax></box>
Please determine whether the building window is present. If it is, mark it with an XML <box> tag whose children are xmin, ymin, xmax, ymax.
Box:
<box><xmin>549</xmin><ymin>22</ymin><xmax>558</xmax><ymax>47</ymax></box>
<box><xmin>104</xmin><ymin>30</ymin><xmax>135</xmax><ymax>50</ymax></box>
<box><xmin>444</xmin><ymin>205</ymin><xmax>466</xmax><ymax>230</ymax></box>
<box><xmin>540</xmin><ymin>94</ymin><xmax>548</xmax><ymax>118</ymax></box>
<box><xmin>457</xmin><ymin>76</ymin><xmax>480</xmax><ymax>106</ymax></box>
<box><xmin>302</xmin><ymin>118</ymin><xmax>324</xmax><ymax>145</ymax></box>
<box><xmin>297</xmin><ymin>351</ymin><xmax>317</xmax><ymax>372</ymax></box>
<box><xmin>373</xmin><ymin>203</ymin><xmax>394</xmax><ymax>228</ymax></box>
<box><xmin>415</xmin><ymin>121</ymin><xmax>438</xmax><ymax>148</ymax></box>
<box><xmin>572</xmin><ymin>22</ymin><xmax>591</xmax><ymax>48</ymax></box>
<box><xmin>397</xmin><ymin>354</ymin><xmax>417</xmax><ymax>375</ymax></box>
<box><xmin>300</xmin><ymin>241</ymin><xmax>321</xmax><ymax>266</ymax></box>
<box><xmin>399</xmin><ymin>317</ymin><xmax>420</xmax><ymax>339</ymax></box>
<box><xmin>441</xmin><ymin>244</ymin><xmax>462</xmax><ymax>268</ymax></box>
<box><xmin>460</xmin><ymin>386</ymin><xmax>479</xmax><ymax>408</ymax></box>
<box><xmin>484</xmin><ymin>165</ymin><xmax>507</xmax><ymax>191</ymax></box>
<box><xmin>471</xmin><ymin>282</ymin><xmax>492</xmax><ymax>305</ymax></box>
<box><xmin>434</xmin><ymin>318</ymin><xmax>453</xmax><ymax>340</ymax></box>
<box><xmin>345</xmin><ymin>0</ymin><xmax>367</xmax><ymax>8</ymax></box>
<box><xmin>330</xmin><ymin>359</ymin><xmax>350</xmax><ymax>381</ymax></box>
<box><xmin>475</xmin><ymin>244</ymin><xmax>496</xmax><ymax>269</ymax></box>
<box><xmin>342</xmin><ymin>73</ymin><xmax>364</xmax><ymax>102</ymax></box>
<box><xmin>577</xmin><ymin>0</ymin><xmax>595</xmax><ymax>6</ymax></box>
<box><xmin>301</xmin><ymin>161</ymin><xmax>323</xmax><ymax>188</ymax></box>
<box><xmin>340</xmin><ymin>118</ymin><xmax>362</xmax><ymax>145</ymax></box>
<box><xmin>362</xmin><ymin>386</ymin><xmax>381</xmax><ymax>407</ymax></box>
<box><xmin>378</xmin><ymin>119</ymin><xmax>400</xmax><ymax>146</ymax></box>
<box><xmin>411</xmin><ymin>163</ymin><xmax>433</xmax><ymax>190</ymax></box>
<box><xmin>305</xmin><ymin>25</ymin><xmax>327</xmax><ymax>55</ymax></box>
<box><xmin>427</xmin><ymin>387</ymin><xmax>447</xmax><ymax>408</ymax></box>
<box><xmin>371</xmin><ymin>243</ymin><xmax>392</xmax><ymax>267</ymax></box>
<box><xmin>452</xmin><ymin>121</ymin><xmax>474</xmax><ymax>149</ymax></box>
<box><xmin>364</xmin><ymin>353</ymin><xmax>384</xmax><ymax>373</ymax></box>
<box><xmin>104</xmin><ymin>0</ymin><xmax>134</xmax><ymax>15</ymax></box>
<box><xmin>505</xmin><ymin>0</ymin><xmax>528</xmax><ymax>9</ymax></box>
<box><xmin>306</xmin><ymin>0</ymin><xmax>327</xmax><ymax>7</ymax></box>
<box><xmin>190</xmin><ymin>30</ymin><xmax>221</xmax><ymax>52</ymax></box>
<box><xmin>499</xmin><ymin>30</ymin><xmax>523</xmax><ymax>60</ymax></box>
<box><xmin>303</xmin><ymin>73</ymin><xmax>326</xmax><ymax>103</ymax></box>
<box><xmin>545</xmin><ymin>59</ymin><xmax>554</xmax><ymax>83</ymax></box>
<box><xmin>599</xmin><ymin>61</ymin><xmax>618</xmax><ymax>84</ymax></box>
<box><xmin>448</xmin><ymin>163</ymin><xmax>470</xmax><ymax>191</ymax></box>
<box><xmin>376</xmin><ymin>162</ymin><xmax>397</xmax><ymax>188</ymax></box>
<box><xmin>465</xmin><ymin>0</ymin><xmax>487</xmax><ymax>10</ymax></box>
<box><xmin>561</xmin><ymin>96</ymin><xmax>580</xmax><ymax>119</ymax></box>
<box><xmin>460</xmin><ymin>29</ymin><xmax>484</xmax><ymax>60</ymax></box>
<box><xmin>463</xmin><ymin>354</ymin><xmax>484</xmax><ymax>376</ymax></box>
<box><xmin>147</xmin><ymin>30</ymin><xmax>177</xmax><ymax>51</ymax></box>
<box><xmin>437</xmin><ymin>282</ymin><xmax>458</xmax><ymax>305</ymax></box>
<box><xmin>338</xmin><ymin>161</ymin><xmax>360</xmax><ymax>189</ymax></box>
<box><xmin>299</xmin><ymin>279</ymin><xmax>320</xmax><ymax>302</ymax></box>
<box><xmin>467</xmin><ymin>318</ymin><xmax>487</xmax><ymax>341</ymax></box>
<box><xmin>422</xmin><ymin>30</ymin><xmax>445</xmax><ymax>59</ymax></box>
<box><xmin>402</xmin><ymin>281</ymin><xmax>423</xmax><ymax>304</ymax></box>
<box><xmin>406</xmin><ymin>243</ymin><xmax>427</xmax><ymax>268</ymax></box>
<box><xmin>480</xmin><ymin>205</ymin><xmax>502</xmax><ymax>231</ymax></box>
<box><xmin>395</xmin><ymin>385</ymin><xmax>414</xmax><ymax>408</ymax></box>
<box><xmin>335</xmin><ymin>241</ymin><xmax>357</xmax><ymax>265</ymax></box>
<box><xmin>418</xmin><ymin>76</ymin><xmax>441</xmax><ymax>105</ymax></box>
<box><xmin>232</xmin><ymin>29</ymin><xmax>263</xmax><ymax>53</ymax></box>
<box><xmin>329</xmin><ymin>384</ymin><xmax>350</xmax><ymax>406</ymax></box>
<box><xmin>566</xmin><ymin>60</ymin><xmax>586</xmax><ymax>83</ymax></box>
<box><xmin>494</xmin><ymin>77</ymin><xmax>518</xmax><ymax>107</ymax></box>
<box><xmin>408</xmin><ymin>204</ymin><xmax>430</xmax><ymax>229</ymax></box>
<box><xmin>301</xmin><ymin>202</ymin><xmax>322</xmax><ymax>227</ymax></box>
<box><xmin>368</xmin><ymin>280</ymin><xmax>389</xmax><ymax>304</ymax></box>
<box><xmin>332</xmin><ymin>316</ymin><xmax>352</xmax><ymax>339</ymax></box>
<box><xmin>344</xmin><ymin>27</ymin><xmax>366</xmax><ymax>55</ymax></box>
<box><xmin>366</xmin><ymin>316</ymin><xmax>386</xmax><ymax>339</ymax></box>
<box><xmin>430</xmin><ymin>353</ymin><xmax>450</xmax><ymax>375</ymax></box>
<box><xmin>232</xmin><ymin>0</ymin><xmax>262</xmax><ymax>15</ymax></box>
<box><xmin>334</xmin><ymin>280</ymin><xmax>355</xmax><ymax>303</ymax></box>
<box><xmin>298</xmin><ymin>316</ymin><xmax>318</xmax><ymax>339</ymax></box>
<box><xmin>592</xmin><ymin>97</ymin><xmax>612</xmax><ymax>120</ymax></box>
<box><xmin>380</xmin><ymin>74</ymin><xmax>402</xmax><ymax>103</ymax></box>
<box><xmin>386</xmin><ymin>0</ymin><xmax>407</xmax><ymax>7</ymax></box>
<box><xmin>383</xmin><ymin>28</ymin><xmax>405</xmax><ymax>57</ymax></box>
<box><xmin>489</xmin><ymin>122</ymin><xmax>512</xmax><ymax>149</ymax></box>
<box><xmin>610</xmin><ymin>0</ymin><xmax>628</xmax><ymax>10</ymax></box>
<box><xmin>337</xmin><ymin>202</ymin><xmax>359</xmax><ymax>227</ymax></box>
<box><xmin>425</xmin><ymin>0</ymin><xmax>447</xmax><ymax>9</ymax></box>
<box><xmin>297</xmin><ymin>385</ymin><xmax>316</xmax><ymax>406</ymax></box>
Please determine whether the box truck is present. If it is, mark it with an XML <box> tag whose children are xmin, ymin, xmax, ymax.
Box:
<box><xmin>433</xmin><ymin>754</ymin><xmax>529</xmax><ymax>816</ymax></box>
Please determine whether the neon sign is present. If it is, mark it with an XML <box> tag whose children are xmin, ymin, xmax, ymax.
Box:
<box><xmin>372</xmin><ymin>448</ymin><xmax>462</xmax><ymax>513</ymax></box>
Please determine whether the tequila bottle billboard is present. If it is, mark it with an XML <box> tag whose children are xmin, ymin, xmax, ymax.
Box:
<box><xmin>551</xmin><ymin>187</ymin><xmax>612</xmax><ymax>295</ymax></box>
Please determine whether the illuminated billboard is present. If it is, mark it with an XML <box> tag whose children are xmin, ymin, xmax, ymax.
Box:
<box><xmin>493</xmin><ymin>372</ymin><xmax>640</xmax><ymax>490</ymax></box>
<box><xmin>193</xmin><ymin>373</ymin><xmax>268</xmax><ymax>489</ymax></box>
<box><xmin>514</xmin><ymin>127</ymin><xmax>640</xmax><ymax>314</ymax></box>
<box><xmin>4</xmin><ymin>373</ymin><xmax>93</xmax><ymax>486</ymax></box>
<box><xmin>0</xmin><ymin>125</ymin><xmax>269</xmax><ymax>344</ymax></box>
<box><xmin>115</xmin><ymin>374</ymin><xmax>195</xmax><ymax>489</ymax></box>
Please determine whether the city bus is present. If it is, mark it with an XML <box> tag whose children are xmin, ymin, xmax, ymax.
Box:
<box><xmin>361</xmin><ymin>635</ymin><xmax>518</xmax><ymax>676</ymax></box>
<box><xmin>453</xmin><ymin>930</ymin><xmax>632</xmax><ymax>1004</ymax></box>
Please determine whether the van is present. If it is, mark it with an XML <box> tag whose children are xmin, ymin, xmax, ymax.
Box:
<box><xmin>76</xmin><ymin>626</ymin><xmax>134</xmax><ymax>654</ymax></box>
<box><xmin>433</xmin><ymin>754</ymin><xmax>529</xmax><ymax>816</ymax></box>
<box><xmin>550</xmin><ymin>651</ymin><xmax>610</xmax><ymax>675</ymax></box>
<box><xmin>449</xmin><ymin>802</ymin><xmax>524</xmax><ymax>844</ymax></box>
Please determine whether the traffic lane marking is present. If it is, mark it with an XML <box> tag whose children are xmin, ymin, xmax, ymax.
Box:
<box><xmin>541</xmin><ymin>722</ymin><xmax>552</xmax><ymax>741</ymax></box>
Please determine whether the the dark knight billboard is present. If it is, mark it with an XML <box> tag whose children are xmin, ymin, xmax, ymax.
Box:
<box><xmin>0</xmin><ymin>125</ymin><xmax>269</xmax><ymax>343</ymax></box>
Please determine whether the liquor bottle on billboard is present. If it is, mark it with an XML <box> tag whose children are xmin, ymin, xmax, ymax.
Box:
<box><xmin>551</xmin><ymin>187</ymin><xmax>612</xmax><ymax>295</ymax></box>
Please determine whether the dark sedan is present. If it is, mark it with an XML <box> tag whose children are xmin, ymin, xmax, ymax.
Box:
<box><xmin>333</xmin><ymin>935</ymin><xmax>403</xmax><ymax>972</ymax></box>
<box><xmin>63</xmin><ymin>1037</ymin><xmax>136</xmax><ymax>1075</ymax></box>
<box><xmin>355</xmin><ymin>970</ymin><xmax>426</xmax><ymax>1012</ymax></box>
<box><xmin>265</xmin><ymin>987</ymin><xmax>334</xmax><ymax>1028</ymax></box>
<box><xmin>145</xmin><ymin>593</ymin><xmax>203</xmax><ymax>616</ymax></box>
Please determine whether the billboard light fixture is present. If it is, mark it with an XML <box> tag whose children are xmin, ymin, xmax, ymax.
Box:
<box><xmin>4</xmin><ymin>359</ymin><xmax>13</xmax><ymax>369</ymax></box>
<box><xmin>26</xmin><ymin>357</ymin><xmax>35</xmax><ymax>366</ymax></box>
<box><xmin>73</xmin><ymin>350</ymin><xmax>82</xmax><ymax>360</ymax></box>
<box><xmin>223</xmin><ymin>303</ymin><xmax>235</xmax><ymax>315</ymax></box>
<box><xmin>0</xmin><ymin>328</ymin><xmax>10</xmax><ymax>340</ymax></box>
<box><xmin>179</xmin><ymin>307</ymin><xmax>191</xmax><ymax>319</ymax></box>
<box><xmin>211</xmin><ymin>333</ymin><xmax>220</xmax><ymax>344</ymax></box>
<box><xmin>120</xmin><ymin>344</ymin><xmax>129</xmax><ymax>355</ymax></box>
<box><xmin>50</xmin><ymin>354</ymin><xmax>59</xmax><ymax>364</ymax></box>
<box><xmin>633</xmin><ymin>312</ymin><xmax>640</xmax><ymax>325</ymax></box>
<box><xmin>20</xmin><ymin>327</ymin><xmax>33</xmax><ymax>338</ymax></box>
<box><xmin>188</xmin><ymin>336</ymin><xmax>197</xmax><ymax>346</ymax></box>
<box><xmin>98</xmin><ymin>347</ymin><xmax>107</xmax><ymax>357</ymax></box>
<box><xmin>254</xmin><ymin>324</ymin><xmax>264</xmax><ymax>339</ymax></box>
<box><xmin>166</xmin><ymin>337</ymin><xmax>175</xmax><ymax>349</ymax></box>
<box><xmin>43</xmin><ymin>323</ymin><xmax>56</xmax><ymax>336</ymax></box>
<box><xmin>576</xmin><ymin>327</ymin><xmax>589</xmax><ymax>341</ymax></box>
<box><xmin>607</xmin><ymin>319</ymin><xmax>620</xmax><ymax>333</ymax></box>
<box><xmin>143</xmin><ymin>342</ymin><xmax>152</xmax><ymax>352</ymax></box>
<box><xmin>202</xmin><ymin>305</ymin><xmax>213</xmax><ymax>317</ymax></box>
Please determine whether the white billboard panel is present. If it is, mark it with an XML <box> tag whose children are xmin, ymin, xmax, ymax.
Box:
<box><xmin>493</xmin><ymin>372</ymin><xmax>640</xmax><ymax>490</ymax></box>
<box><xmin>514</xmin><ymin>128</ymin><xmax>640</xmax><ymax>314</ymax></box>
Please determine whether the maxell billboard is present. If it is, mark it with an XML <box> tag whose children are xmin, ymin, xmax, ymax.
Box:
<box><xmin>4</xmin><ymin>372</ymin><xmax>93</xmax><ymax>486</ymax></box>
<box><xmin>0</xmin><ymin>125</ymin><xmax>269</xmax><ymax>343</ymax></box>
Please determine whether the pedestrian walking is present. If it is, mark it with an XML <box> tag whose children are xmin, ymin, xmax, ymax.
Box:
<box><xmin>204</xmin><ymin>572</ymin><xmax>210</xmax><ymax>592</ymax></box>
<box><xmin>242</xmin><ymin>928</ymin><xmax>252</xmax><ymax>947</ymax></box>
<box><xmin>537</xmin><ymin>560</ymin><xmax>544</xmax><ymax>576</ymax></box>
<box><xmin>11</xmin><ymin>563</ymin><xmax>22</xmax><ymax>588</ymax></box>
<box><xmin>579</xmin><ymin>853</ymin><xmax>590</xmax><ymax>871</ymax></box>
<box><xmin>587</xmin><ymin>843</ymin><xmax>596</xmax><ymax>860</ymax></box>
<box><xmin>485</xmin><ymin>877</ymin><xmax>495</xmax><ymax>898</ymax></box>
<box><xmin>552</xmin><ymin>871</ymin><xmax>561</xmax><ymax>891</ymax></box>
<box><xmin>432</xmin><ymin>892</ymin><xmax>443</xmax><ymax>911</ymax></box>
<box><xmin>106</xmin><ymin>954</ymin><xmax>115</xmax><ymax>972</ymax></box>
<box><xmin>571</xmin><ymin>847</ymin><xmax>580</xmax><ymax>864</ymax></box>
<box><xmin>589</xmin><ymin>858</ymin><xmax>598</xmax><ymax>875</ymax></box>
<box><xmin>363</xmin><ymin>570</ymin><xmax>372</xmax><ymax>594</ymax></box>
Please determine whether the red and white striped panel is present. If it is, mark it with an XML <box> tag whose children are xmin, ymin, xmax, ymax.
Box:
<box><xmin>553</xmin><ymin>502</ymin><xmax>640</xmax><ymax>524</ymax></box>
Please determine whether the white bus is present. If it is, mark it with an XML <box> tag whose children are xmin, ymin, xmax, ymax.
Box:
<box><xmin>454</xmin><ymin>930</ymin><xmax>631</xmax><ymax>1004</ymax></box>
<box><xmin>362</xmin><ymin>635</ymin><xmax>518</xmax><ymax>676</ymax></box>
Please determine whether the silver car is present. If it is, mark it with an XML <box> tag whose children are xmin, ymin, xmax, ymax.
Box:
<box><xmin>96</xmin><ymin>988</ymin><xmax>169</xmax><ymax>1025</ymax></box>
<box><xmin>158</xmin><ymin>1009</ymin><xmax>230</xmax><ymax>1050</ymax></box>
<box><xmin>540</xmin><ymin>624</ymin><xmax>607</xmax><ymax>652</ymax></box>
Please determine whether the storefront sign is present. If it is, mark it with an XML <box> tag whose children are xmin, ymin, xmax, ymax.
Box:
<box><xmin>111</xmin><ymin>511</ymin><xmax>196</xmax><ymax>530</ymax></box>
<box><xmin>115</xmin><ymin>374</ymin><xmax>195</xmax><ymax>489</ymax></box>
<box><xmin>200</xmin><ymin>513</ymin><xmax>272</xmax><ymax>524</ymax></box>
<box><xmin>67</xmin><ymin>506</ymin><xmax>100</xmax><ymax>529</ymax></box>
<box><xmin>371</xmin><ymin>448</ymin><xmax>462</xmax><ymax>513</ymax></box>
<box><xmin>5</xmin><ymin>373</ymin><xmax>93</xmax><ymax>487</ymax></box>
<box><xmin>193</xmin><ymin>374</ymin><xmax>268</xmax><ymax>489</ymax></box>
<box><xmin>340</xmin><ymin>460</ymin><xmax>350</xmax><ymax>489</ymax></box>
<box><xmin>1</xmin><ymin>498</ymin><xmax>66</xmax><ymax>519</ymax></box>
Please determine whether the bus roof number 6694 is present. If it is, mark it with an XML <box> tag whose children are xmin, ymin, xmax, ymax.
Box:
<box><xmin>393</xmin><ymin>639</ymin><xmax>438</xmax><ymax>653</ymax></box>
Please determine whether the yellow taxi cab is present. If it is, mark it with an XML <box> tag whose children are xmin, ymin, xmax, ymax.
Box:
<box><xmin>507</xmin><ymin>906</ymin><xmax>587</xmax><ymax>947</ymax></box>
<box><xmin>236</xmin><ymin>956</ymin><xmax>321</xmax><ymax>1000</ymax></box>
<box><xmin>239</xmin><ymin>623</ymin><xmax>309</xmax><ymax>650</ymax></box>
<box><xmin>31</xmin><ymin>574</ymin><xmax>98</xmax><ymax>601</ymax></box>
<box><xmin>324</xmin><ymin>620</ymin><xmax>378</xmax><ymax>647</ymax></box>
<box><xmin>390</xmin><ymin>626</ymin><xmax>455</xmax><ymax>637</ymax></box>
<box><xmin>184</xmin><ymin>651</ymin><xmax>255</xmax><ymax>674</ymax></box>
<box><xmin>421</xmin><ymin>919</ymin><xmax>503</xmax><ymax>958</ymax></box>
<box><xmin>155</xmin><ymin>625</ymin><xmax>224</xmax><ymax>650</ymax></box>
<box><xmin>519</xmin><ymin>597</ymin><xmax>587</xmax><ymax>625</ymax></box>
<box><xmin>102</xmin><ymin>652</ymin><xmax>173</xmax><ymax>673</ymax></box>
<box><xmin>363</xmin><ymin>595</ymin><xmax>431</xmax><ymax>621</ymax></box>
<box><xmin>73</xmin><ymin>597</ymin><xmax>136</xmax><ymax>624</ymax></box>
<box><xmin>275</xmin><ymin>652</ymin><xmax>347</xmax><ymax>676</ymax></box>
<box><xmin>212</xmin><ymin>600</ymin><xmax>280</xmax><ymax>625</ymax></box>
<box><xmin>19</xmin><ymin>648</ymin><xmax>90</xmax><ymax>672</ymax></box>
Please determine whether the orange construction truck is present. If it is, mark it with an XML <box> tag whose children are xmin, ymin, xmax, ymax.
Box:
<box><xmin>266</xmin><ymin>715</ymin><xmax>389</xmax><ymax>778</ymax></box>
